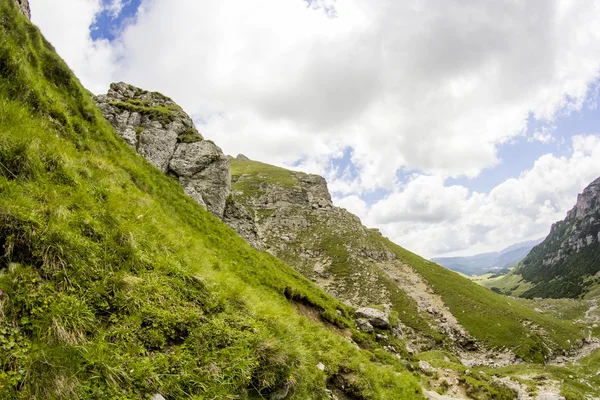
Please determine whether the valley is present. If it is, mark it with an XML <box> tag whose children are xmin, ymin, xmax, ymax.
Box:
<box><xmin>0</xmin><ymin>1</ymin><xmax>599</xmax><ymax>399</ymax></box>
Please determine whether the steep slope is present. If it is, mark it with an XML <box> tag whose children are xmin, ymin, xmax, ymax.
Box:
<box><xmin>432</xmin><ymin>238</ymin><xmax>542</xmax><ymax>276</ymax></box>
<box><xmin>94</xmin><ymin>83</ymin><xmax>231</xmax><ymax>218</ymax></box>
<box><xmin>495</xmin><ymin>177</ymin><xmax>600</xmax><ymax>299</ymax></box>
<box><xmin>224</xmin><ymin>157</ymin><xmax>588</xmax><ymax>365</ymax></box>
<box><xmin>0</xmin><ymin>3</ymin><xmax>429</xmax><ymax>398</ymax></box>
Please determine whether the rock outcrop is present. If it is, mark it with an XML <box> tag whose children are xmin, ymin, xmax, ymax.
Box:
<box><xmin>223</xmin><ymin>156</ymin><xmax>481</xmax><ymax>356</ymax></box>
<box><xmin>13</xmin><ymin>0</ymin><xmax>29</xmax><ymax>19</ymax></box>
<box><xmin>95</xmin><ymin>83</ymin><xmax>230</xmax><ymax>218</ymax></box>
<box><xmin>515</xmin><ymin>176</ymin><xmax>600</xmax><ymax>298</ymax></box>
<box><xmin>355</xmin><ymin>307</ymin><xmax>390</xmax><ymax>328</ymax></box>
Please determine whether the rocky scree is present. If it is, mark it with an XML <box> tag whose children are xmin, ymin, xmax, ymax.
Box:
<box><xmin>95</xmin><ymin>82</ymin><xmax>231</xmax><ymax>218</ymax></box>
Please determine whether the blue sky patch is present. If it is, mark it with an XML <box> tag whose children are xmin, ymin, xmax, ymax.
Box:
<box><xmin>90</xmin><ymin>0</ymin><xmax>141</xmax><ymax>42</ymax></box>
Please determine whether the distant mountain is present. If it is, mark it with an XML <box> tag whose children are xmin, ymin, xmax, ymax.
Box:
<box><xmin>432</xmin><ymin>238</ymin><xmax>544</xmax><ymax>275</ymax></box>
<box><xmin>511</xmin><ymin>176</ymin><xmax>600</xmax><ymax>298</ymax></box>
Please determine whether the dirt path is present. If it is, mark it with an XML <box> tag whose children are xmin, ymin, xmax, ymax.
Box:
<box><xmin>380</xmin><ymin>261</ymin><xmax>518</xmax><ymax>367</ymax></box>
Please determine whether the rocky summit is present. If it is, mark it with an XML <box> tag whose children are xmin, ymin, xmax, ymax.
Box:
<box><xmin>497</xmin><ymin>176</ymin><xmax>600</xmax><ymax>298</ymax></box>
<box><xmin>95</xmin><ymin>83</ymin><xmax>231</xmax><ymax>218</ymax></box>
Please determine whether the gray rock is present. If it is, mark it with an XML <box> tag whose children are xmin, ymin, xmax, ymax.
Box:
<box><xmin>13</xmin><ymin>0</ymin><xmax>30</xmax><ymax>19</ymax></box>
<box><xmin>94</xmin><ymin>83</ymin><xmax>230</xmax><ymax>218</ymax></box>
<box><xmin>355</xmin><ymin>307</ymin><xmax>390</xmax><ymax>329</ymax></box>
<box><xmin>418</xmin><ymin>360</ymin><xmax>436</xmax><ymax>375</ymax></box>
<box><xmin>355</xmin><ymin>318</ymin><xmax>374</xmax><ymax>333</ymax></box>
<box><xmin>536</xmin><ymin>394</ymin><xmax>566</xmax><ymax>400</ymax></box>
<box><xmin>152</xmin><ymin>394</ymin><xmax>166</xmax><ymax>400</ymax></box>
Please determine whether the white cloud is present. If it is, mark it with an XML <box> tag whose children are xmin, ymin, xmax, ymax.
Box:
<box><xmin>105</xmin><ymin>0</ymin><xmax>126</xmax><ymax>18</ymax></box>
<box><xmin>27</xmin><ymin>0</ymin><xmax>600</xmax><ymax>257</ymax></box>
<box><xmin>348</xmin><ymin>135</ymin><xmax>600</xmax><ymax>258</ymax></box>
<box><xmin>29</xmin><ymin>0</ymin><xmax>117</xmax><ymax>93</ymax></box>
<box><xmin>33</xmin><ymin>0</ymin><xmax>599</xmax><ymax>188</ymax></box>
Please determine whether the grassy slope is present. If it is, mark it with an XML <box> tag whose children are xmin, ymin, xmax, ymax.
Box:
<box><xmin>0</xmin><ymin>3</ymin><xmax>426</xmax><ymax>398</ymax></box>
<box><xmin>379</xmin><ymin>240</ymin><xmax>587</xmax><ymax>362</ymax></box>
<box><xmin>229</xmin><ymin>159</ymin><xmax>445</xmax><ymax>345</ymax></box>
<box><xmin>230</xmin><ymin>160</ymin><xmax>589</xmax><ymax>363</ymax></box>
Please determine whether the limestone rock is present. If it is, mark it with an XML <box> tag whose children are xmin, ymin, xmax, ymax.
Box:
<box><xmin>95</xmin><ymin>82</ymin><xmax>230</xmax><ymax>218</ymax></box>
<box><xmin>355</xmin><ymin>307</ymin><xmax>390</xmax><ymax>329</ymax></box>
<box><xmin>355</xmin><ymin>318</ymin><xmax>374</xmax><ymax>333</ymax></box>
<box><xmin>536</xmin><ymin>394</ymin><xmax>566</xmax><ymax>400</ymax></box>
<box><xmin>13</xmin><ymin>0</ymin><xmax>30</xmax><ymax>19</ymax></box>
<box><xmin>418</xmin><ymin>360</ymin><xmax>436</xmax><ymax>375</ymax></box>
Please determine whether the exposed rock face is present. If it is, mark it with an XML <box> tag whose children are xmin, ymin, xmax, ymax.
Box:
<box><xmin>95</xmin><ymin>83</ymin><xmax>230</xmax><ymax>217</ymax></box>
<box><xmin>13</xmin><ymin>0</ymin><xmax>30</xmax><ymax>19</ymax></box>
<box><xmin>355</xmin><ymin>307</ymin><xmax>389</xmax><ymax>328</ymax></box>
<box><xmin>223</xmin><ymin>157</ymin><xmax>481</xmax><ymax>356</ymax></box>
<box><xmin>516</xmin><ymin>176</ymin><xmax>600</xmax><ymax>298</ymax></box>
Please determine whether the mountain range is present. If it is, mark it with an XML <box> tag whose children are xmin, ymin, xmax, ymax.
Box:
<box><xmin>432</xmin><ymin>238</ymin><xmax>544</xmax><ymax>276</ymax></box>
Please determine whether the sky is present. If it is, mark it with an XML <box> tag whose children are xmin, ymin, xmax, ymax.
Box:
<box><xmin>28</xmin><ymin>0</ymin><xmax>600</xmax><ymax>258</ymax></box>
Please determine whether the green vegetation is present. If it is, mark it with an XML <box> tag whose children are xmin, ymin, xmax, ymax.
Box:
<box><xmin>514</xmin><ymin>211</ymin><xmax>600</xmax><ymax>299</ymax></box>
<box><xmin>230</xmin><ymin>158</ymin><xmax>298</xmax><ymax>199</ymax></box>
<box><xmin>0</xmin><ymin>3</ymin><xmax>425</xmax><ymax>398</ymax></box>
<box><xmin>108</xmin><ymin>100</ymin><xmax>180</xmax><ymax>126</ymax></box>
<box><xmin>177</xmin><ymin>127</ymin><xmax>203</xmax><ymax>143</ymax></box>
<box><xmin>475</xmin><ymin>349</ymin><xmax>600</xmax><ymax>399</ymax></box>
<box><xmin>378</xmin><ymin>238</ymin><xmax>587</xmax><ymax>362</ymax></box>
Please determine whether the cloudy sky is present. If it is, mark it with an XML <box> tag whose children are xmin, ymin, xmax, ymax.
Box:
<box><xmin>29</xmin><ymin>0</ymin><xmax>600</xmax><ymax>258</ymax></box>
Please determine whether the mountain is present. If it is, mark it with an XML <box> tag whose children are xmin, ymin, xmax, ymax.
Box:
<box><xmin>0</xmin><ymin>3</ymin><xmax>425</xmax><ymax>398</ymax></box>
<box><xmin>432</xmin><ymin>239</ymin><xmax>543</xmax><ymax>275</ymax></box>
<box><xmin>2</xmin><ymin>1</ymin><xmax>599</xmax><ymax>398</ymax></box>
<box><xmin>499</xmin><ymin>177</ymin><xmax>600</xmax><ymax>299</ymax></box>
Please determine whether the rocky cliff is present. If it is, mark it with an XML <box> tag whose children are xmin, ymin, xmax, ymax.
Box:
<box><xmin>222</xmin><ymin>157</ymin><xmax>589</xmax><ymax>369</ymax></box>
<box><xmin>515</xmin><ymin>176</ymin><xmax>600</xmax><ymax>298</ymax></box>
<box><xmin>13</xmin><ymin>0</ymin><xmax>29</xmax><ymax>19</ymax></box>
<box><xmin>95</xmin><ymin>83</ymin><xmax>230</xmax><ymax>218</ymax></box>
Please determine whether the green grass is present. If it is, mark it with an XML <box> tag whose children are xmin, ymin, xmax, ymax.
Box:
<box><xmin>0</xmin><ymin>3</ymin><xmax>426</xmax><ymax>398</ymax></box>
<box><xmin>378</xmin><ymin>238</ymin><xmax>588</xmax><ymax>363</ymax></box>
<box><xmin>475</xmin><ymin>349</ymin><xmax>600</xmax><ymax>399</ymax></box>
<box><xmin>230</xmin><ymin>159</ymin><xmax>299</xmax><ymax>199</ymax></box>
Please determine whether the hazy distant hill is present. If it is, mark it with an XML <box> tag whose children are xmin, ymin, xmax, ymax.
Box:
<box><xmin>432</xmin><ymin>238</ymin><xmax>544</xmax><ymax>275</ymax></box>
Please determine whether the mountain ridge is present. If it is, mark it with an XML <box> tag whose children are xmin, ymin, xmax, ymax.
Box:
<box><xmin>432</xmin><ymin>238</ymin><xmax>543</xmax><ymax>276</ymax></box>
<box><xmin>2</xmin><ymin>1</ymin><xmax>599</xmax><ymax>397</ymax></box>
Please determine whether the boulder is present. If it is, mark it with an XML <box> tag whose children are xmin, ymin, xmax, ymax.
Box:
<box><xmin>355</xmin><ymin>307</ymin><xmax>390</xmax><ymax>329</ymax></box>
<box><xmin>355</xmin><ymin>318</ymin><xmax>374</xmax><ymax>333</ymax></box>
<box><xmin>95</xmin><ymin>83</ymin><xmax>231</xmax><ymax>218</ymax></box>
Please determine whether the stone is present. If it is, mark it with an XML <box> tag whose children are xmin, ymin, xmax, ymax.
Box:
<box><xmin>355</xmin><ymin>307</ymin><xmax>390</xmax><ymax>329</ymax></box>
<box><xmin>534</xmin><ymin>308</ymin><xmax>544</xmax><ymax>314</ymax></box>
<box><xmin>95</xmin><ymin>83</ymin><xmax>230</xmax><ymax>218</ymax></box>
<box><xmin>316</xmin><ymin>362</ymin><xmax>325</xmax><ymax>371</ymax></box>
<box><xmin>355</xmin><ymin>318</ymin><xmax>373</xmax><ymax>333</ymax></box>
<box><xmin>536</xmin><ymin>394</ymin><xmax>566</xmax><ymax>400</ymax></box>
<box><xmin>13</xmin><ymin>0</ymin><xmax>30</xmax><ymax>19</ymax></box>
<box><xmin>152</xmin><ymin>394</ymin><xmax>166</xmax><ymax>400</ymax></box>
<box><xmin>418</xmin><ymin>360</ymin><xmax>436</xmax><ymax>375</ymax></box>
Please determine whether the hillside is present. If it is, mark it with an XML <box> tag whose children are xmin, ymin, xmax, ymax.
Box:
<box><xmin>490</xmin><ymin>177</ymin><xmax>600</xmax><ymax>299</ymax></box>
<box><xmin>432</xmin><ymin>239</ymin><xmax>543</xmax><ymax>276</ymax></box>
<box><xmin>0</xmin><ymin>3</ymin><xmax>427</xmax><ymax>398</ymax></box>
<box><xmin>2</xmin><ymin>1</ymin><xmax>600</xmax><ymax>398</ymax></box>
<box><xmin>223</xmin><ymin>158</ymin><xmax>597</xmax><ymax>361</ymax></box>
